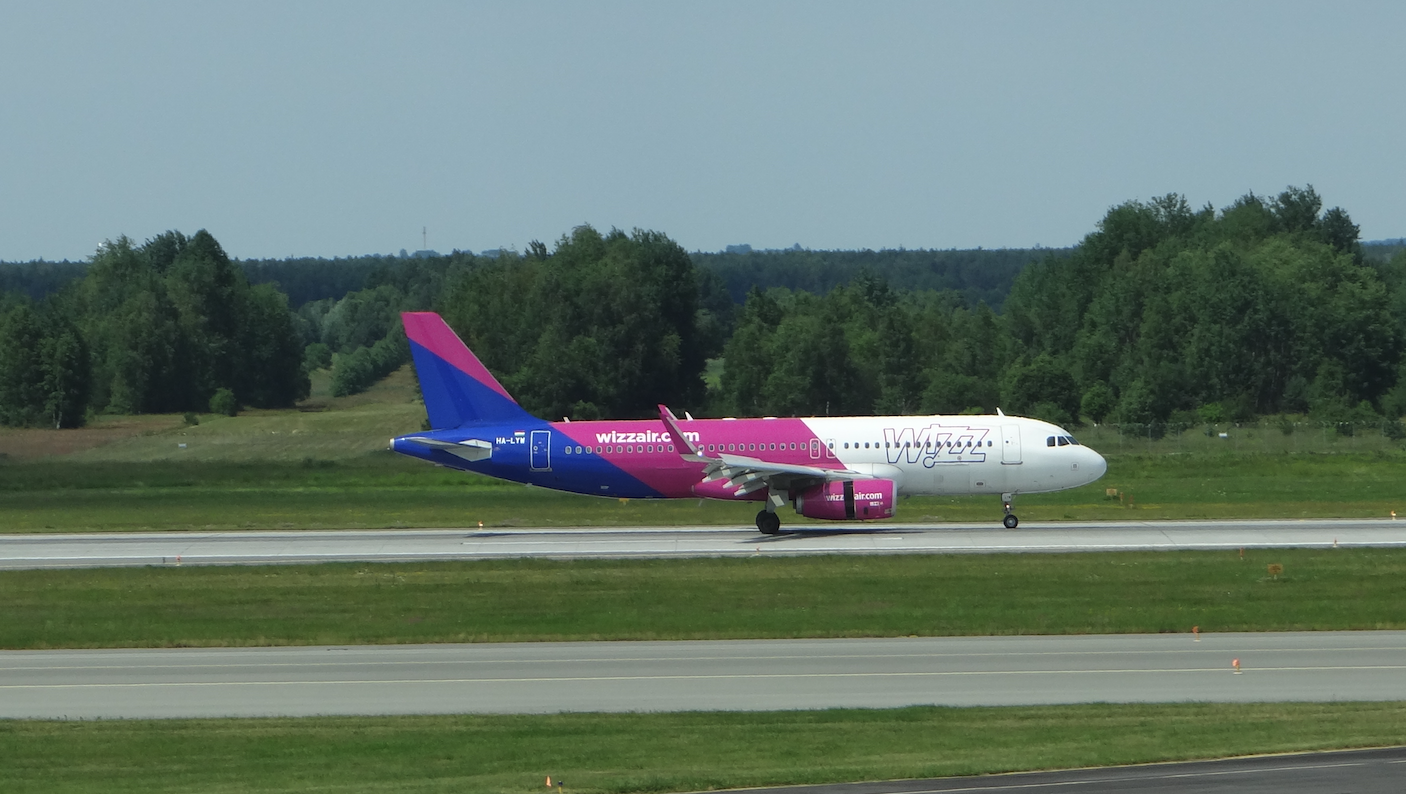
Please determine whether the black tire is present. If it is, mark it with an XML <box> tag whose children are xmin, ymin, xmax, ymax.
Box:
<box><xmin>757</xmin><ymin>510</ymin><xmax>781</xmax><ymax>535</ymax></box>
<box><xmin>1003</xmin><ymin>514</ymin><xmax>1019</xmax><ymax>529</ymax></box>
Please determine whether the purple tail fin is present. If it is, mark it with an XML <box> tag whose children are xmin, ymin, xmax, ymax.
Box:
<box><xmin>402</xmin><ymin>312</ymin><xmax>534</xmax><ymax>428</ymax></box>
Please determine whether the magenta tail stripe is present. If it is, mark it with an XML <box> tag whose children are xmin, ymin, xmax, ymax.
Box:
<box><xmin>401</xmin><ymin>312</ymin><xmax>515</xmax><ymax>404</ymax></box>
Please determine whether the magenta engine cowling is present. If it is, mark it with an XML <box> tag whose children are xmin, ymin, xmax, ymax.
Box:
<box><xmin>796</xmin><ymin>479</ymin><xmax>896</xmax><ymax>520</ymax></box>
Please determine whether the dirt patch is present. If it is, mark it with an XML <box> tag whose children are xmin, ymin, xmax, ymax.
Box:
<box><xmin>0</xmin><ymin>415</ymin><xmax>186</xmax><ymax>462</ymax></box>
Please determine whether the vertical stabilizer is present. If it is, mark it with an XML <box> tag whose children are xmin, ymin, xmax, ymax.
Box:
<box><xmin>401</xmin><ymin>312</ymin><xmax>534</xmax><ymax>428</ymax></box>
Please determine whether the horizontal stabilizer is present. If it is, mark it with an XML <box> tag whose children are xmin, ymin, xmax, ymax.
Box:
<box><xmin>398</xmin><ymin>436</ymin><xmax>493</xmax><ymax>462</ymax></box>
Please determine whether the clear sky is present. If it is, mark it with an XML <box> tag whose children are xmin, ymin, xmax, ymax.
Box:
<box><xmin>2</xmin><ymin>1</ymin><xmax>1402</xmax><ymax>261</ymax></box>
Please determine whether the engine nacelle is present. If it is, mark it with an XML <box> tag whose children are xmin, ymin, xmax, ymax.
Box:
<box><xmin>795</xmin><ymin>479</ymin><xmax>896</xmax><ymax>521</ymax></box>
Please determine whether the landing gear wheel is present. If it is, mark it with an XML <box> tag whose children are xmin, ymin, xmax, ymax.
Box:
<box><xmin>756</xmin><ymin>510</ymin><xmax>781</xmax><ymax>535</ymax></box>
<box><xmin>1003</xmin><ymin>514</ymin><xmax>1019</xmax><ymax>529</ymax></box>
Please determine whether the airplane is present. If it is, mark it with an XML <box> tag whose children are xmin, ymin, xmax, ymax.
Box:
<box><xmin>390</xmin><ymin>312</ymin><xmax>1108</xmax><ymax>534</ymax></box>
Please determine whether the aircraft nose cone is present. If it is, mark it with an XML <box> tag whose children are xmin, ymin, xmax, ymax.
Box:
<box><xmin>1087</xmin><ymin>448</ymin><xmax>1108</xmax><ymax>482</ymax></box>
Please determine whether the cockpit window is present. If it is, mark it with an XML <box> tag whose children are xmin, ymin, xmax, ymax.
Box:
<box><xmin>1046</xmin><ymin>436</ymin><xmax>1056</xmax><ymax>447</ymax></box>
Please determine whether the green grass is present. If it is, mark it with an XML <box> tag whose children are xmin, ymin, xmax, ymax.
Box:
<box><xmin>3</xmin><ymin>703</ymin><xmax>1404</xmax><ymax>793</ymax></box>
<box><xmin>4</xmin><ymin>549</ymin><xmax>1403</xmax><ymax>649</ymax></box>
<box><xmin>2</xmin><ymin>450</ymin><xmax>1405</xmax><ymax>531</ymax></box>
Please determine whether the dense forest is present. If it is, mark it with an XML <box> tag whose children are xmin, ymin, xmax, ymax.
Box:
<box><xmin>3</xmin><ymin>186</ymin><xmax>1405</xmax><ymax>434</ymax></box>
<box><xmin>693</xmin><ymin>246</ymin><xmax>1047</xmax><ymax>310</ymax></box>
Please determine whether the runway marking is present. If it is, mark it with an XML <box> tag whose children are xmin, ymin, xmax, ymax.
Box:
<box><xmin>7</xmin><ymin>665</ymin><xmax>1406</xmax><ymax>689</ymax></box>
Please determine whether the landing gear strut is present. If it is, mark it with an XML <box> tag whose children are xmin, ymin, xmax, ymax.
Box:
<box><xmin>756</xmin><ymin>509</ymin><xmax>781</xmax><ymax>535</ymax></box>
<box><xmin>1002</xmin><ymin>493</ymin><xmax>1019</xmax><ymax>529</ymax></box>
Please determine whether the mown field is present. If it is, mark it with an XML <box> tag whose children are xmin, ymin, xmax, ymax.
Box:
<box><xmin>4</xmin><ymin>548</ymin><xmax>1403</xmax><ymax>648</ymax></box>
<box><xmin>3</xmin><ymin>703</ymin><xmax>1405</xmax><ymax>794</ymax></box>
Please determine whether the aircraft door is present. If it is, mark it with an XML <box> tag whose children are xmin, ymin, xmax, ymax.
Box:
<box><xmin>530</xmin><ymin>430</ymin><xmax>551</xmax><ymax>471</ymax></box>
<box><xmin>1000</xmin><ymin>424</ymin><xmax>1022</xmax><ymax>465</ymax></box>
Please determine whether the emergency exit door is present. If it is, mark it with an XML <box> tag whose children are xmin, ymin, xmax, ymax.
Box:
<box><xmin>1000</xmin><ymin>424</ymin><xmax>1022</xmax><ymax>464</ymax></box>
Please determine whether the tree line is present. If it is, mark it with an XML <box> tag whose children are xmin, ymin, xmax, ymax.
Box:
<box><xmin>3</xmin><ymin>185</ymin><xmax>1404</xmax><ymax>432</ymax></box>
<box><xmin>1</xmin><ymin>231</ymin><xmax>307</xmax><ymax>426</ymax></box>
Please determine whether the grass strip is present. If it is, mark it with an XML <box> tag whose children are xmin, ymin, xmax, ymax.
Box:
<box><xmin>2</xmin><ymin>703</ymin><xmax>1404</xmax><ymax>793</ymax></box>
<box><xmin>4</xmin><ymin>549</ymin><xmax>1404</xmax><ymax>649</ymax></box>
<box><xmin>2</xmin><ymin>452</ymin><xmax>1406</xmax><ymax>531</ymax></box>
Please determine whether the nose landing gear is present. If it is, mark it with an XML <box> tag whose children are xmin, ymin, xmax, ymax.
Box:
<box><xmin>1002</xmin><ymin>493</ymin><xmax>1019</xmax><ymax>529</ymax></box>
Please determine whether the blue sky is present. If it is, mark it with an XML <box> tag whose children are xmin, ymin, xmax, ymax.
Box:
<box><xmin>2</xmin><ymin>1</ymin><xmax>1402</xmax><ymax>261</ymax></box>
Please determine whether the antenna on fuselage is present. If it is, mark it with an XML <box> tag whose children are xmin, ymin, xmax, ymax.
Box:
<box><xmin>997</xmin><ymin>408</ymin><xmax>1005</xmax><ymax>416</ymax></box>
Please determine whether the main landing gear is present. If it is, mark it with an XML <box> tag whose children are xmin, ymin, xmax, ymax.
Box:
<box><xmin>1002</xmin><ymin>493</ymin><xmax>1019</xmax><ymax>529</ymax></box>
<box><xmin>756</xmin><ymin>509</ymin><xmax>781</xmax><ymax>535</ymax></box>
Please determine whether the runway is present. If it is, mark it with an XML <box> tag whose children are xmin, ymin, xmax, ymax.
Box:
<box><xmin>743</xmin><ymin>747</ymin><xmax>1406</xmax><ymax>794</ymax></box>
<box><xmin>3</xmin><ymin>519</ymin><xmax>1406</xmax><ymax>569</ymax></box>
<box><xmin>2</xmin><ymin>631</ymin><xmax>1403</xmax><ymax>719</ymax></box>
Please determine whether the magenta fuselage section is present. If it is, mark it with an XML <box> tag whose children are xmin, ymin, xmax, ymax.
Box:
<box><xmin>552</xmin><ymin>416</ymin><xmax>836</xmax><ymax>499</ymax></box>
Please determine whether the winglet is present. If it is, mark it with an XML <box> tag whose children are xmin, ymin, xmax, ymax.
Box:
<box><xmin>659</xmin><ymin>404</ymin><xmax>710</xmax><ymax>462</ymax></box>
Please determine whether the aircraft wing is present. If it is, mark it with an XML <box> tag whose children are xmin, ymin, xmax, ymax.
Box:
<box><xmin>658</xmin><ymin>405</ymin><xmax>876</xmax><ymax>499</ymax></box>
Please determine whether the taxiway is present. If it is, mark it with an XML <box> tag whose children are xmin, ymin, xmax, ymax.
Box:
<box><xmin>3</xmin><ymin>631</ymin><xmax>1403</xmax><ymax>719</ymax></box>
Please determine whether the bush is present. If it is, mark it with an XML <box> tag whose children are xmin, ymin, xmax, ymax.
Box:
<box><xmin>1026</xmin><ymin>400</ymin><xmax>1073</xmax><ymax>428</ymax></box>
<box><xmin>209</xmin><ymin>387</ymin><xmax>239</xmax><ymax>417</ymax></box>
<box><xmin>330</xmin><ymin>330</ymin><xmax>409</xmax><ymax>398</ymax></box>
<box><xmin>303</xmin><ymin>342</ymin><xmax>332</xmax><ymax>372</ymax></box>
<box><xmin>1079</xmin><ymin>382</ymin><xmax>1116</xmax><ymax>424</ymax></box>
<box><xmin>1384</xmin><ymin>419</ymin><xmax>1406</xmax><ymax>441</ymax></box>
